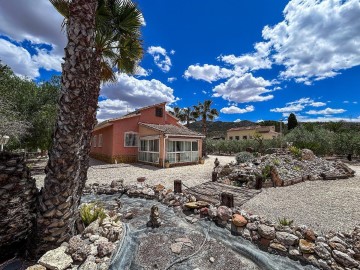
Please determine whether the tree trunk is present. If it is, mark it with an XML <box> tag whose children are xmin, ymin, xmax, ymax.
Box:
<box><xmin>35</xmin><ymin>0</ymin><xmax>97</xmax><ymax>255</ymax></box>
<box><xmin>76</xmin><ymin>52</ymin><xmax>102</xmax><ymax>203</ymax></box>
<box><xmin>202</xmin><ymin>118</ymin><xmax>207</xmax><ymax>157</ymax></box>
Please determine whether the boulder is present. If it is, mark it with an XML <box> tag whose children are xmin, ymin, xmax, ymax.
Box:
<box><xmin>217</xmin><ymin>206</ymin><xmax>232</xmax><ymax>221</ymax></box>
<box><xmin>232</xmin><ymin>214</ymin><xmax>247</xmax><ymax>227</ymax></box>
<box><xmin>276</xmin><ymin>232</ymin><xmax>299</xmax><ymax>246</ymax></box>
<box><xmin>301</xmin><ymin>149</ymin><xmax>315</xmax><ymax>161</ymax></box>
<box><xmin>258</xmin><ymin>224</ymin><xmax>275</xmax><ymax>240</ymax></box>
<box><xmin>332</xmin><ymin>250</ymin><xmax>359</xmax><ymax>268</ymax></box>
<box><xmin>38</xmin><ymin>246</ymin><xmax>73</xmax><ymax>270</ymax></box>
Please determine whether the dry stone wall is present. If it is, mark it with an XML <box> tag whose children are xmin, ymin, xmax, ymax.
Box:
<box><xmin>0</xmin><ymin>152</ymin><xmax>38</xmax><ymax>260</ymax></box>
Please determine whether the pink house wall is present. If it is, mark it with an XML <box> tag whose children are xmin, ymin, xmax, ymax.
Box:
<box><xmin>90</xmin><ymin>103</ymin><xmax>184</xmax><ymax>162</ymax></box>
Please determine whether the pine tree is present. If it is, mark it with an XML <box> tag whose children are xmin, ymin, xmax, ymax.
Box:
<box><xmin>287</xmin><ymin>113</ymin><xmax>298</xmax><ymax>130</ymax></box>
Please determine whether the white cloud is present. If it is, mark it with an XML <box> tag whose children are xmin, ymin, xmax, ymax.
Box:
<box><xmin>98</xmin><ymin>73</ymin><xmax>178</xmax><ymax>121</ymax></box>
<box><xmin>183</xmin><ymin>64</ymin><xmax>233</xmax><ymax>83</ymax></box>
<box><xmin>134</xmin><ymin>66</ymin><xmax>151</xmax><ymax>77</ymax></box>
<box><xmin>220</xmin><ymin>105</ymin><xmax>255</xmax><ymax>114</ymax></box>
<box><xmin>343</xmin><ymin>101</ymin><xmax>350</xmax><ymax>103</ymax></box>
<box><xmin>0</xmin><ymin>38</ymin><xmax>62</xmax><ymax>78</ymax></box>
<box><xmin>170</xmin><ymin>50</ymin><xmax>176</xmax><ymax>55</ymax></box>
<box><xmin>234</xmin><ymin>119</ymin><xmax>242</xmax><ymax>123</ymax></box>
<box><xmin>270</xmin><ymin>104</ymin><xmax>305</xmax><ymax>113</ymax></box>
<box><xmin>306</xmin><ymin>107</ymin><xmax>347</xmax><ymax>115</ymax></box>
<box><xmin>202</xmin><ymin>90</ymin><xmax>207</xmax><ymax>94</ymax></box>
<box><xmin>310</xmin><ymin>101</ymin><xmax>326</xmax><ymax>107</ymax></box>
<box><xmin>271</xmin><ymin>97</ymin><xmax>327</xmax><ymax>113</ymax></box>
<box><xmin>295</xmin><ymin>115</ymin><xmax>360</xmax><ymax>123</ymax></box>
<box><xmin>262</xmin><ymin>0</ymin><xmax>360</xmax><ymax>83</ymax></box>
<box><xmin>354</xmin><ymin>101</ymin><xmax>358</xmax><ymax>104</ymax></box>
<box><xmin>147</xmin><ymin>46</ymin><xmax>172</xmax><ymax>72</ymax></box>
<box><xmin>167</xmin><ymin>77</ymin><xmax>177</xmax><ymax>83</ymax></box>
<box><xmin>212</xmin><ymin>73</ymin><xmax>273</xmax><ymax>103</ymax></box>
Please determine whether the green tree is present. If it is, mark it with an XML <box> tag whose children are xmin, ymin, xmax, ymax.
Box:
<box><xmin>194</xmin><ymin>100</ymin><xmax>219</xmax><ymax>156</ymax></box>
<box><xmin>287</xmin><ymin>113</ymin><xmax>298</xmax><ymax>130</ymax></box>
<box><xmin>35</xmin><ymin>0</ymin><xmax>144</xmax><ymax>254</ymax></box>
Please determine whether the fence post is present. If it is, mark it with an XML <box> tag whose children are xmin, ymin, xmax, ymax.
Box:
<box><xmin>212</xmin><ymin>171</ymin><xmax>218</xmax><ymax>182</ymax></box>
<box><xmin>220</xmin><ymin>192</ymin><xmax>234</xmax><ymax>208</ymax></box>
<box><xmin>174</xmin><ymin>180</ymin><xmax>182</xmax><ymax>193</ymax></box>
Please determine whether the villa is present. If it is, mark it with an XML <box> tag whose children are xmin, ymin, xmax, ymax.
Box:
<box><xmin>90</xmin><ymin>102</ymin><xmax>204</xmax><ymax>167</ymax></box>
<box><xmin>226</xmin><ymin>125</ymin><xmax>280</xmax><ymax>140</ymax></box>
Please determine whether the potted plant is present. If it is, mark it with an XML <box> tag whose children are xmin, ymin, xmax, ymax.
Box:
<box><xmin>199</xmin><ymin>157</ymin><xmax>205</xmax><ymax>164</ymax></box>
<box><xmin>164</xmin><ymin>159</ymin><xmax>170</xmax><ymax>168</ymax></box>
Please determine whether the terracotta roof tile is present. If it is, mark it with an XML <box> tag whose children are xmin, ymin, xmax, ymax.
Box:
<box><xmin>139</xmin><ymin>123</ymin><xmax>204</xmax><ymax>137</ymax></box>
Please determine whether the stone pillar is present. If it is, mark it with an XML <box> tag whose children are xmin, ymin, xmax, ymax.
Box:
<box><xmin>0</xmin><ymin>152</ymin><xmax>37</xmax><ymax>261</ymax></box>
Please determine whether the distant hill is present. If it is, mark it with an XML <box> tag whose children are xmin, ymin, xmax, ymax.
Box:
<box><xmin>188</xmin><ymin>120</ymin><xmax>256</xmax><ymax>138</ymax></box>
<box><xmin>188</xmin><ymin>120</ymin><xmax>360</xmax><ymax>138</ymax></box>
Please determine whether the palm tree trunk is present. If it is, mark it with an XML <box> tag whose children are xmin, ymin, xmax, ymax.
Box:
<box><xmin>35</xmin><ymin>0</ymin><xmax>97</xmax><ymax>255</ymax></box>
<box><xmin>76</xmin><ymin>52</ymin><xmax>102</xmax><ymax>202</ymax></box>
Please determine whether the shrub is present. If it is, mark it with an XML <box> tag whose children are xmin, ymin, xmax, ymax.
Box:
<box><xmin>289</xmin><ymin>146</ymin><xmax>302</xmax><ymax>159</ymax></box>
<box><xmin>235</xmin><ymin>151</ymin><xmax>254</xmax><ymax>164</ymax></box>
<box><xmin>262</xmin><ymin>165</ymin><xmax>272</xmax><ymax>178</ymax></box>
<box><xmin>278</xmin><ymin>217</ymin><xmax>294</xmax><ymax>226</ymax></box>
<box><xmin>80</xmin><ymin>202</ymin><xmax>107</xmax><ymax>227</ymax></box>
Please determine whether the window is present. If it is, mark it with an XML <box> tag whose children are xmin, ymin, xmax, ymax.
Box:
<box><xmin>249</xmin><ymin>136</ymin><xmax>253</xmax><ymax>139</ymax></box>
<box><xmin>155</xmin><ymin>107</ymin><xmax>163</xmax><ymax>117</ymax></box>
<box><xmin>229</xmin><ymin>136</ymin><xmax>233</xmax><ymax>140</ymax></box>
<box><xmin>235</xmin><ymin>136</ymin><xmax>239</xmax><ymax>140</ymax></box>
<box><xmin>98</xmin><ymin>134</ymin><xmax>103</xmax><ymax>147</ymax></box>
<box><xmin>138</xmin><ymin>139</ymin><xmax>159</xmax><ymax>163</ymax></box>
<box><xmin>124</xmin><ymin>132</ymin><xmax>138</xmax><ymax>147</ymax></box>
<box><xmin>166</xmin><ymin>140</ymin><xmax>199</xmax><ymax>164</ymax></box>
<box><xmin>243</xmin><ymin>135</ymin><xmax>247</xmax><ymax>140</ymax></box>
<box><xmin>93</xmin><ymin>135</ymin><xmax>97</xmax><ymax>147</ymax></box>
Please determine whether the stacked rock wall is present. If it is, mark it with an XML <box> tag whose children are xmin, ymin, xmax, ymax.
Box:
<box><xmin>0</xmin><ymin>152</ymin><xmax>38</xmax><ymax>260</ymax></box>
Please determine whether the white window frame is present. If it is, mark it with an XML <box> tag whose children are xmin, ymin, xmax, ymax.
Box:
<box><xmin>124</xmin><ymin>132</ymin><xmax>138</xmax><ymax>147</ymax></box>
<box><xmin>138</xmin><ymin>138</ymin><xmax>160</xmax><ymax>164</ymax></box>
<box><xmin>166</xmin><ymin>139</ymin><xmax>199</xmax><ymax>164</ymax></box>
<box><xmin>93</xmin><ymin>135</ymin><xmax>97</xmax><ymax>147</ymax></box>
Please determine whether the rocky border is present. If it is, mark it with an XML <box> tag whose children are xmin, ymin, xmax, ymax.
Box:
<box><xmin>28</xmin><ymin>179</ymin><xmax>360</xmax><ymax>270</ymax></box>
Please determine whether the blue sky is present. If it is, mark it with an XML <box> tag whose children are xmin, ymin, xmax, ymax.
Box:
<box><xmin>0</xmin><ymin>0</ymin><xmax>359</xmax><ymax>123</ymax></box>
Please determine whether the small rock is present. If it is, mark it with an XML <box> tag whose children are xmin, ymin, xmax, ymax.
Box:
<box><xmin>276</xmin><ymin>232</ymin><xmax>299</xmax><ymax>246</ymax></box>
<box><xmin>38</xmin><ymin>246</ymin><xmax>73</xmax><ymax>270</ymax></box>
<box><xmin>270</xmin><ymin>242</ymin><xmax>287</xmax><ymax>252</ymax></box>
<box><xmin>67</xmin><ymin>236</ymin><xmax>91</xmax><ymax>262</ymax></box>
<box><xmin>171</xmin><ymin>242</ymin><xmax>183</xmax><ymax>254</ymax></box>
<box><xmin>299</xmin><ymin>239</ymin><xmax>315</xmax><ymax>254</ymax></box>
<box><xmin>26</xmin><ymin>265</ymin><xmax>46</xmax><ymax>270</ymax></box>
<box><xmin>124</xmin><ymin>212</ymin><xmax>133</xmax><ymax>219</ymax></box>
<box><xmin>97</xmin><ymin>240</ymin><xmax>115</xmax><ymax>257</ymax></box>
<box><xmin>209</xmin><ymin>257</ymin><xmax>215</xmax><ymax>263</ymax></box>
<box><xmin>314</xmin><ymin>242</ymin><xmax>331</xmax><ymax>260</ymax></box>
<box><xmin>289</xmin><ymin>246</ymin><xmax>301</xmax><ymax>256</ymax></box>
<box><xmin>217</xmin><ymin>206</ymin><xmax>232</xmax><ymax>221</ymax></box>
<box><xmin>232</xmin><ymin>214</ymin><xmax>247</xmax><ymax>227</ymax></box>
<box><xmin>258</xmin><ymin>224</ymin><xmax>275</xmax><ymax>240</ymax></box>
<box><xmin>304</xmin><ymin>229</ymin><xmax>316</xmax><ymax>242</ymax></box>
<box><xmin>332</xmin><ymin>250</ymin><xmax>359</xmax><ymax>268</ymax></box>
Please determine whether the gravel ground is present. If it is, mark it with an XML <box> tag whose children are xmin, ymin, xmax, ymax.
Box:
<box><xmin>242</xmin><ymin>164</ymin><xmax>360</xmax><ymax>233</ymax></box>
<box><xmin>33</xmin><ymin>155</ymin><xmax>360</xmax><ymax>233</ymax></box>
<box><xmin>33</xmin><ymin>155</ymin><xmax>235</xmax><ymax>190</ymax></box>
<box><xmin>86</xmin><ymin>155</ymin><xmax>235</xmax><ymax>189</ymax></box>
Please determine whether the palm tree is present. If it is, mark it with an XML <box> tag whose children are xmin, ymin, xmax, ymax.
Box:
<box><xmin>36</xmin><ymin>0</ymin><xmax>143</xmax><ymax>254</ymax></box>
<box><xmin>182</xmin><ymin>106</ymin><xmax>199</xmax><ymax>127</ymax></box>
<box><xmin>194</xmin><ymin>100</ymin><xmax>219</xmax><ymax>156</ymax></box>
<box><xmin>169</xmin><ymin>106</ymin><xmax>184</xmax><ymax>120</ymax></box>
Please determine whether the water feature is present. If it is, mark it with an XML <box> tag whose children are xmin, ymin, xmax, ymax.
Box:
<box><xmin>83</xmin><ymin>195</ymin><xmax>317</xmax><ymax>270</ymax></box>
